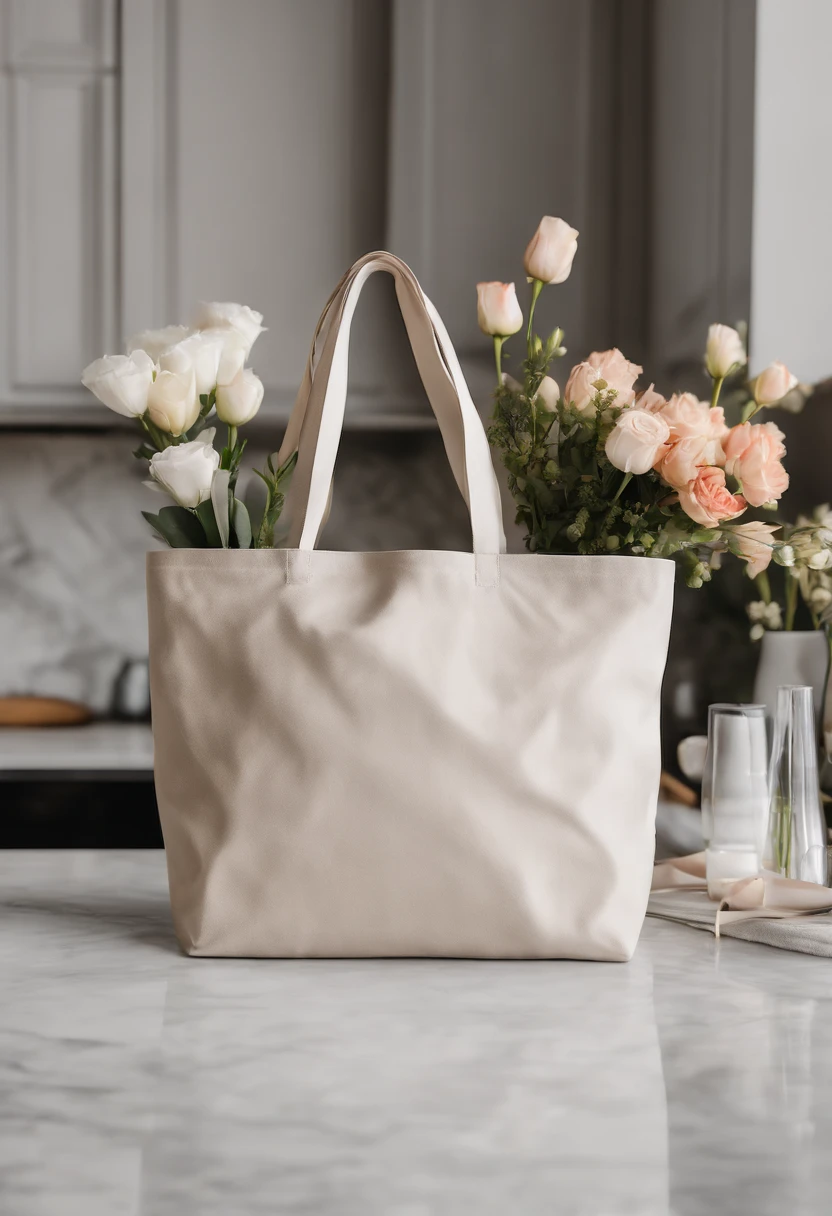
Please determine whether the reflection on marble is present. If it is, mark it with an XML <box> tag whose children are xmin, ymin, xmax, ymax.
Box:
<box><xmin>2</xmin><ymin>854</ymin><xmax>832</xmax><ymax>1214</ymax></box>
<box><xmin>0</xmin><ymin>433</ymin><xmax>470</xmax><ymax>711</ymax></box>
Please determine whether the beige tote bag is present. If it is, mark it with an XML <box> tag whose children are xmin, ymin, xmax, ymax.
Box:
<box><xmin>147</xmin><ymin>252</ymin><xmax>675</xmax><ymax>960</ymax></box>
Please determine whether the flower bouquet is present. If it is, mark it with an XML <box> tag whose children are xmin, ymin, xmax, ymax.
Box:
<box><xmin>481</xmin><ymin>216</ymin><xmax>799</xmax><ymax>587</ymax></box>
<box><xmin>81</xmin><ymin>304</ymin><xmax>294</xmax><ymax>549</ymax></box>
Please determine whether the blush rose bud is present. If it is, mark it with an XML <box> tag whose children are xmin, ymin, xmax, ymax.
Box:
<box><xmin>147</xmin><ymin>361</ymin><xmax>199</xmax><ymax>436</ymax></box>
<box><xmin>476</xmin><ymin>282</ymin><xmax>523</xmax><ymax>337</ymax></box>
<box><xmin>523</xmin><ymin>216</ymin><xmax>579</xmax><ymax>285</ymax></box>
<box><xmin>705</xmin><ymin>324</ymin><xmax>747</xmax><ymax>379</ymax></box>
<box><xmin>752</xmin><ymin>361</ymin><xmax>799</xmax><ymax>408</ymax></box>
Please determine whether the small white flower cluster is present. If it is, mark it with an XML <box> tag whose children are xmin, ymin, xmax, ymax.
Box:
<box><xmin>747</xmin><ymin>599</ymin><xmax>783</xmax><ymax>641</ymax></box>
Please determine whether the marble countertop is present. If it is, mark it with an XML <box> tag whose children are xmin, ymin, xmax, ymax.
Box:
<box><xmin>0</xmin><ymin>724</ymin><xmax>153</xmax><ymax>774</ymax></box>
<box><xmin>3</xmin><ymin>852</ymin><xmax>832</xmax><ymax>1215</ymax></box>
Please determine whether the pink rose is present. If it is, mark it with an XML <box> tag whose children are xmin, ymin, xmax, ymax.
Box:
<box><xmin>728</xmin><ymin>521</ymin><xmax>781</xmax><ymax>578</ymax></box>
<box><xmin>677</xmin><ymin>467</ymin><xmax>746</xmax><ymax>527</ymax></box>
<box><xmin>587</xmin><ymin>348</ymin><xmax>642</xmax><ymax>405</ymax></box>
<box><xmin>563</xmin><ymin>361</ymin><xmax>603</xmax><ymax>414</ymax></box>
<box><xmin>605</xmin><ymin>409</ymin><xmax>670</xmax><ymax>475</ymax></box>
<box><xmin>723</xmin><ymin>421</ymin><xmax>789</xmax><ymax>507</ymax></box>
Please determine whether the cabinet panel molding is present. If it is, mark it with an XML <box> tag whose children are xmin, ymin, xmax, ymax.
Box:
<box><xmin>7</xmin><ymin>0</ymin><xmax>116</xmax><ymax>71</ymax></box>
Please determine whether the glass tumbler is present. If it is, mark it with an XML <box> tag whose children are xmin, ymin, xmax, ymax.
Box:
<box><xmin>764</xmin><ymin>686</ymin><xmax>828</xmax><ymax>885</ymax></box>
<box><xmin>701</xmin><ymin>704</ymin><xmax>769</xmax><ymax>899</ymax></box>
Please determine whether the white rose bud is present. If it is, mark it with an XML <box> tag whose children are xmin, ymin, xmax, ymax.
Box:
<box><xmin>193</xmin><ymin>302</ymin><xmax>265</xmax><ymax>357</ymax></box>
<box><xmin>81</xmin><ymin>350</ymin><xmax>155</xmax><ymax>418</ymax></box>
<box><xmin>523</xmin><ymin>216</ymin><xmax>579</xmax><ymax>284</ymax></box>
<box><xmin>605</xmin><ymin>409</ymin><xmax>670</xmax><ymax>475</ymax></box>
<box><xmin>126</xmin><ymin>325</ymin><xmax>191</xmax><ymax>362</ymax></box>
<box><xmin>536</xmin><ymin>376</ymin><xmax>560</xmax><ymax>410</ymax></box>
<box><xmin>148</xmin><ymin>438</ymin><xmax>220</xmax><ymax>509</ymax></box>
<box><xmin>705</xmin><ymin>324</ymin><xmax>746</xmax><ymax>378</ymax></box>
<box><xmin>215</xmin><ymin>368</ymin><xmax>265</xmax><ymax>426</ymax></box>
<box><xmin>147</xmin><ymin>361</ymin><xmax>199</xmax><ymax>436</ymax></box>
<box><xmin>476</xmin><ymin>282</ymin><xmax>523</xmax><ymax>337</ymax></box>
<box><xmin>752</xmin><ymin>361</ymin><xmax>799</xmax><ymax>407</ymax></box>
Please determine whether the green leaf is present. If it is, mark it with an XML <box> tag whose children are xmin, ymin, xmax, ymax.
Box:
<box><xmin>210</xmin><ymin>469</ymin><xmax>231</xmax><ymax>548</ymax></box>
<box><xmin>195</xmin><ymin>500</ymin><xmax>222</xmax><ymax>547</ymax></box>
<box><xmin>231</xmin><ymin>498</ymin><xmax>252</xmax><ymax>549</ymax></box>
<box><xmin>142</xmin><ymin>506</ymin><xmax>207</xmax><ymax>548</ymax></box>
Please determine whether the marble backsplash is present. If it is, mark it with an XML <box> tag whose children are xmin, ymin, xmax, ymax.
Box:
<box><xmin>0</xmin><ymin>430</ymin><xmax>472</xmax><ymax>713</ymax></box>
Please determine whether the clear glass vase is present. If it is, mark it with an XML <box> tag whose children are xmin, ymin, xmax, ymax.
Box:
<box><xmin>764</xmin><ymin>686</ymin><xmax>828</xmax><ymax>885</ymax></box>
<box><xmin>701</xmin><ymin>704</ymin><xmax>769</xmax><ymax>899</ymax></box>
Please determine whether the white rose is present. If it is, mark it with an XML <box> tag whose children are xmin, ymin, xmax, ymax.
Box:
<box><xmin>476</xmin><ymin>282</ymin><xmax>523</xmax><ymax>336</ymax></box>
<box><xmin>81</xmin><ymin>350</ymin><xmax>155</xmax><ymax>418</ymax></box>
<box><xmin>536</xmin><ymin>376</ymin><xmax>560</xmax><ymax>410</ymax></box>
<box><xmin>523</xmin><ymin>216</ymin><xmax>579</xmax><ymax>284</ymax></box>
<box><xmin>215</xmin><ymin>368</ymin><xmax>265</xmax><ymax>426</ymax></box>
<box><xmin>193</xmin><ymin>302</ymin><xmax>265</xmax><ymax>356</ymax></box>
<box><xmin>752</xmin><ymin>361</ymin><xmax>798</xmax><ymax>407</ymax></box>
<box><xmin>148</xmin><ymin>438</ymin><xmax>220</xmax><ymax>508</ymax></box>
<box><xmin>605</xmin><ymin>409</ymin><xmax>670</xmax><ymax>475</ymax></box>
<box><xmin>705</xmin><ymin>324</ymin><xmax>746</xmax><ymax>378</ymax></box>
<box><xmin>126</xmin><ymin>325</ymin><xmax>191</xmax><ymax>362</ymax></box>
<box><xmin>160</xmin><ymin>330</ymin><xmax>227</xmax><ymax>396</ymax></box>
<box><xmin>147</xmin><ymin>363</ymin><xmax>199</xmax><ymax>436</ymax></box>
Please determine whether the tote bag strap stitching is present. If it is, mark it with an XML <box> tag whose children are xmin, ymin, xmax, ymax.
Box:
<box><xmin>286</xmin><ymin>254</ymin><xmax>505</xmax><ymax>561</ymax></box>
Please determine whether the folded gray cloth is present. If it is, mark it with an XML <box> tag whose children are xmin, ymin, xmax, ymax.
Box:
<box><xmin>647</xmin><ymin>890</ymin><xmax>832</xmax><ymax>957</ymax></box>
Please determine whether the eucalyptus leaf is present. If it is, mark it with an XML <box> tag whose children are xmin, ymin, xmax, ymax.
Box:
<box><xmin>231</xmin><ymin>498</ymin><xmax>252</xmax><ymax>550</ymax></box>
<box><xmin>195</xmin><ymin>501</ymin><xmax>221</xmax><ymax>547</ymax></box>
<box><xmin>210</xmin><ymin>469</ymin><xmax>231</xmax><ymax>548</ymax></box>
<box><xmin>142</xmin><ymin>506</ymin><xmax>207</xmax><ymax>548</ymax></box>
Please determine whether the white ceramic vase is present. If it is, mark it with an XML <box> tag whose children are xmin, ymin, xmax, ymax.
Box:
<box><xmin>753</xmin><ymin>630</ymin><xmax>829</xmax><ymax>725</ymax></box>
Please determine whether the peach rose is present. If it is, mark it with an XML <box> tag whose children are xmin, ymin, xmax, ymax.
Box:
<box><xmin>605</xmin><ymin>409</ymin><xmax>670</xmax><ymax>475</ymax></box>
<box><xmin>657</xmin><ymin>434</ymin><xmax>716</xmax><ymax>489</ymax></box>
<box><xmin>723</xmin><ymin>421</ymin><xmax>789</xmax><ymax>507</ymax></box>
<box><xmin>635</xmin><ymin>383</ymin><xmax>666</xmax><ymax>412</ymax></box>
<box><xmin>752</xmin><ymin>361</ymin><xmax>798</xmax><ymax>408</ymax></box>
<box><xmin>728</xmin><ymin>521</ymin><xmax>780</xmax><ymax>578</ymax></box>
<box><xmin>660</xmin><ymin>393</ymin><xmax>727</xmax><ymax>444</ymax></box>
<box><xmin>677</xmin><ymin>466</ymin><xmax>746</xmax><ymax>527</ymax></box>
<box><xmin>587</xmin><ymin>348</ymin><xmax>642</xmax><ymax>405</ymax></box>
<box><xmin>563</xmin><ymin>361</ymin><xmax>602</xmax><ymax>413</ymax></box>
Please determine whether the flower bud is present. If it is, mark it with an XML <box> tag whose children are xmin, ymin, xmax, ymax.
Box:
<box><xmin>752</xmin><ymin>361</ymin><xmax>799</xmax><ymax>407</ymax></box>
<box><xmin>523</xmin><ymin>216</ymin><xmax>579</xmax><ymax>284</ymax></box>
<box><xmin>476</xmin><ymin>282</ymin><xmax>523</xmax><ymax>337</ymax></box>
<box><xmin>147</xmin><ymin>366</ymin><xmax>199</xmax><ymax>436</ymax></box>
<box><xmin>215</xmin><ymin>368</ymin><xmax>265</xmax><ymax>426</ymax></box>
<box><xmin>705</xmin><ymin>323</ymin><xmax>746</xmax><ymax>378</ymax></box>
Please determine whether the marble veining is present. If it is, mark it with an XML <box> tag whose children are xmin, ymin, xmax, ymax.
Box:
<box><xmin>2</xmin><ymin>853</ymin><xmax>832</xmax><ymax>1214</ymax></box>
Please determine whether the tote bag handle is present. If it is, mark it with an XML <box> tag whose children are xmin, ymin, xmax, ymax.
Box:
<box><xmin>284</xmin><ymin>252</ymin><xmax>506</xmax><ymax>556</ymax></box>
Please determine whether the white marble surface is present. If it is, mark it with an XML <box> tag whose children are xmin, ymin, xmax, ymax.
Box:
<box><xmin>2</xmin><ymin>852</ymin><xmax>832</xmax><ymax>1215</ymax></box>
<box><xmin>0</xmin><ymin>724</ymin><xmax>153</xmax><ymax>772</ymax></box>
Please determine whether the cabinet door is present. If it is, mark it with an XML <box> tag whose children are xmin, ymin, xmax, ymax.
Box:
<box><xmin>0</xmin><ymin>0</ymin><xmax>118</xmax><ymax>420</ymax></box>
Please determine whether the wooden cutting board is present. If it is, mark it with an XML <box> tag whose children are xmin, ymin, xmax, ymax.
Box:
<box><xmin>0</xmin><ymin>697</ymin><xmax>93</xmax><ymax>727</ymax></box>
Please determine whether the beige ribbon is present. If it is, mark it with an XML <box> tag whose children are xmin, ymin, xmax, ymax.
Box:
<box><xmin>652</xmin><ymin>853</ymin><xmax>832</xmax><ymax>938</ymax></box>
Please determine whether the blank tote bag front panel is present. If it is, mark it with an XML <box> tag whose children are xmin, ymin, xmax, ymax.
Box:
<box><xmin>147</xmin><ymin>252</ymin><xmax>675</xmax><ymax>961</ymax></box>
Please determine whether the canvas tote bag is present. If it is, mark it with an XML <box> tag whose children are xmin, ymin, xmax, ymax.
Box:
<box><xmin>147</xmin><ymin>251</ymin><xmax>675</xmax><ymax>961</ymax></box>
